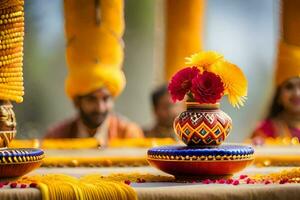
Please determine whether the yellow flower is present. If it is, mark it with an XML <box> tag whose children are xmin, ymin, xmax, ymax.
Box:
<box><xmin>209</xmin><ymin>60</ymin><xmax>248</xmax><ymax>108</ymax></box>
<box><xmin>183</xmin><ymin>51</ymin><xmax>248</xmax><ymax>108</ymax></box>
<box><xmin>185</xmin><ymin>51</ymin><xmax>224</xmax><ymax>70</ymax></box>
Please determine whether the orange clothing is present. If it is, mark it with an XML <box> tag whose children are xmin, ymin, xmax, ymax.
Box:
<box><xmin>143</xmin><ymin>125</ymin><xmax>176</xmax><ymax>139</ymax></box>
<box><xmin>44</xmin><ymin>114</ymin><xmax>144</xmax><ymax>143</ymax></box>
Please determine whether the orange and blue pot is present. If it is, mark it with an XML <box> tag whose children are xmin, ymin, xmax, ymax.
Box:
<box><xmin>174</xmin><ymin>102</ymin><xmax>232</xmax><ymax>146</ymax></box>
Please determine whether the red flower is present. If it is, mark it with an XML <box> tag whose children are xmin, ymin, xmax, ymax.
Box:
<box><xmin>168</xmin><ymin>67</ymin><xmax>200</xmax><ymax>102</ymax></box>
<box><xmin>29</xmin><ymin>183</ymin><xmax>38</xmax><ymax>188</ymax></box>
<box><xmin>191</xmin><ymin>71</ymin><xmax>224</xmax><ymax>104</ymax></box>
<box><xmin>124</xmin><ymin>180</ymin><xmax>131</xmax><ymax>185</ymax></box>
<box><xmin>10</xmin><ymin>182</ymin><xmax>17</xmax><ymax>188</ymax></box>
<box><xmin>232</xmin><ymin>180</ymin><xmax>240</xmax><ymax>185</ymax></box>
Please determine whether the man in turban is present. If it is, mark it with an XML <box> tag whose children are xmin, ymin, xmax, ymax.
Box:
<box><xmin>44</xmin><ymin>0</ymin><xmax>143</xmax><ymax>146</ymax></box>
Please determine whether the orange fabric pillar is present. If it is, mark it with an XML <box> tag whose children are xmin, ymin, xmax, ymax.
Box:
<box><xmin>64</xmin><ymin>0</ymin><xmax>125</xmax><ymax>99</ymax></box>
<box><xmin>282</xmin><ymin>0</ymin><xmax>300</xmax><ymax>46</ymax></box>
<box><xmin>164</xmin><ymin>0</ymin><xmax>205</xmax><ymax>80</ymax></box>
<box><xmin>275</xmin><ymin>0</ymin><xmax>300</xmax><ymax>86</ymax></box>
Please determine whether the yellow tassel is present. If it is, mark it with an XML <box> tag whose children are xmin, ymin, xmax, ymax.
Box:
<box><xmin>21</xmin><ymin>174</ymin><xmax>138</xmax><ymax>200</ymax></box>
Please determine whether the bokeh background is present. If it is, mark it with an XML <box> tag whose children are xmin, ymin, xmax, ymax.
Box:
<box><xmin>15</xmin><ymin>0</ymin><xmax>279</xmax><ymax>142</ymax></box>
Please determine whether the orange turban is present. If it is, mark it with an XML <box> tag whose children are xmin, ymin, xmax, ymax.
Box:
<box><xmin>64</xmin><ymin>0</ymin><xmax>125</xmax><ymax>99</ymax></box>
<box><xmin>275</xmin><ymin>41</ymin><xmax>300</xmax><ymax>86</ymax></box>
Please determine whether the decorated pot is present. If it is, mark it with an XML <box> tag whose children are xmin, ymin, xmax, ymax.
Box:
<box><xmin>174</xmin><ymin>102</ymin><xmax>232</xmax><ymax>146</ymax></box>
<box><xmin>0</xmin><ymin>100</ymin><xmax>16</xmax><ymax>147</ymax></box>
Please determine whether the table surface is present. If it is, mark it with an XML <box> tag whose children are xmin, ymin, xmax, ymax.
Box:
<box><xmin>1</xmin><ymin>146</ymin><xmax>300</xmax><ymax>200</ymax></box>
<box><xmin>0</xmin><ymin>166</ymin><xmax>295</xmax><ymax>200</ymax></box>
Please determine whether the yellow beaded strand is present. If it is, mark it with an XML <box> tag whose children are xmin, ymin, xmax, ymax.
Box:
<box><xmin>0</xmin><ymin>1</ymin><xmax>24</xmax><ymax>103</ymax></box>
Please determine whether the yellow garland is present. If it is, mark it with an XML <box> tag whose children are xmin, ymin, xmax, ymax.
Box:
<box><xmin>93</xmin><ymin>173</ymin><xmax>175</xmax><ymax>182</ymax></box>
<box><xmin>109</xmin><ymin>138</ymin><xmax>177</xmax><ymax>148</ymax></box>
<box><xmin>251</xmin><ymin>167</ymin><xmax>300</xmax><ymax>183</ymax></box>
<box><xmin>254</xmin><ymin>154</ymin><xmax>300</xmax><ymax>167</ymax></box>
<box><xmin>42</xmin><ymin>156</ymin><xmax>148</xmax><ymax>167</ymax></box>
<box><xmin>42</xmin><ymin>138</ymin><xmax>99</xmax><ymax>149</ymax></box>
<box><xmin>245</xmin><ymin>136</ymin><xmax>300</xmax><ymax>146</ymax></box>
<box><xmin>9</xmin><ymin>138</ymin><xmax>177</xmax><ymax>149</ymax></box>
<box><xmin>185</xmin><ymin>51</ymin><xmax>248</xmax><ymax>107</ymax></box>
<box><xmin>0</xmin><ymin>0</ymin><xmax>24</xmax><ymax>103</ymax></box>
<box><xmin>265</xmin><ymin>137</ymin><xmax>300</xmax><ymax>146</ymax></box>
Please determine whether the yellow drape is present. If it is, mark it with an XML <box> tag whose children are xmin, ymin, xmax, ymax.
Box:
<box><xmin>64</xmin><ymin>0</ymin><xmax>125</xmax><ymax>98</ymax></box>
<box><xmin>164</xmin><ymin>0</ymin><xmax>204</xmax><ymax>80</ymax></box>
<box><xmin>276</xmin><ymin>0</ymin><xmax>300</xmax><ymax>86</ymax></box>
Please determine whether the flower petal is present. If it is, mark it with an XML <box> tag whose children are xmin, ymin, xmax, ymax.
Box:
<box><xmin>185</xmin><ymin>51</ymin><xmax>224</xmax><ymax>70</ymax></box>
<box><xmin>209</xmin><ymin>61</ymin><xmax>248</xmax><ymax>108</ymax></box>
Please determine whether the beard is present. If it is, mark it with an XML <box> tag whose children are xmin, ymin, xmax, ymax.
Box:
<box><xmin>79</xmin><ymin>109</ymin><xmax>109</xmax><ymax>129</ymax></box>
<box><xmin>159</xmin><ymin>117</ymin><xmax>174</xmax><ymax>128</ymax></box>
<box><xmin>165</xmin><ymin>118</ymin><xmax>175</xmax><ymax>128</ymax></box>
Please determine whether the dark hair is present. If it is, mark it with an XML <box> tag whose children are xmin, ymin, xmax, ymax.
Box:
<box><xmin>151</xmin><ymin>85</ymin><xmax>168</xmax><ymax>108</ymax></box>
<box><xmin>266</xmin><ymin>86</ymin><xmax>284</xmax><ymax>119</ymax></box>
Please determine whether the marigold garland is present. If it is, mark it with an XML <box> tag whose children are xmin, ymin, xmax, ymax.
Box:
<box><xmin>0</xmin><ymin>0</ymin><xmax>24</xmax><ymax>103</ymax></box>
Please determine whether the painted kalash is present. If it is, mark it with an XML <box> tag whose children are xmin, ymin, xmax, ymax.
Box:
<box><xmin>147</xmin><ymin>51</ymin><xmax>254</xmax><ymax>179</ymax></box>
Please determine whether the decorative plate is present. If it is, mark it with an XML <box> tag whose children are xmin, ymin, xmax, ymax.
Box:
<box><xmin>148</xmin><ymin>145</ymin><xmax>254</xmax><ymax>179</ymax></box>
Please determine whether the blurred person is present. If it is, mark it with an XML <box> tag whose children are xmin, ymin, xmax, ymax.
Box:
<box><xmin>251</xmin><ymin>42</ymin><xmax>300</xmax><ymax>144</ymax></box>
<box><xmin>144</xmin><ymin>85</ymin><xmax>183</xmax><ymax>138</ymax></box>
<box><xmin>251</xmin><ymin>0</ymin><xmax>300</xmax><ymax>144</ymax></box>
<box><xmin>251</xmin><ymin>77</ymin><xmax>300</xmax><ymax>143</ymax></box>
<box><xmin>44</xmin><ymin>0</ymin><xmax>143</xmax><ymax>146</ymax></box>
<box><xmin>45</xmin><ymin>87</ymin><xmax>144</xmax><ymax>146</ymax></box>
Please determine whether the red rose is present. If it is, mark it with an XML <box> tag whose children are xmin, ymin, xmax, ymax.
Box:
<box><xmin>191</xmin><ymin>71</ymin><xmax>224</xmax><ymax>104</ymax></box>
<box><xmin>168</xmin><ymin>67</ymin><xmax>200</xmax><ymax>102</ymax></box>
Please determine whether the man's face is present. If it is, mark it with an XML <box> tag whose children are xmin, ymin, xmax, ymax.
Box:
<box><xmin>154</xmin><ymin>93</ymin><xmax>183</xmax><ymax>128</ymax></box>
<box><xmin>75</xmin><ymin>88</ymin><xmax>113</xmax><ymax>129</ymax></box>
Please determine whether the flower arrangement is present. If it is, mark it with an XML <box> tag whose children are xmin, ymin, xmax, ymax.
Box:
<box><xmin>168</xmin><ymin>51</ymin><xmax>248</xmax><ymax>107</ymax></box>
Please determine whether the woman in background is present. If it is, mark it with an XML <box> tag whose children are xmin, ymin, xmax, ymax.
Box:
<box><xmin>251</xmin><ymin>42</ymin><xmax>300</xmax><ymax>144</ymax></box>
<box><xmin>251</xmin><ymin>77</ymin><xmax>300</xmax><ymax>143</ymax></box>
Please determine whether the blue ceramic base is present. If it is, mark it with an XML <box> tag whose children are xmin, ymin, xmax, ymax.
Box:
<box><xmin>147</xmin><ymin>144</ymin><xmax>254</xmax><ymax>177</ymax></box>
<box><xmin>0</xmin><ymin>148</ymin><xmax>44</xmax><ymax>178</ymax></box>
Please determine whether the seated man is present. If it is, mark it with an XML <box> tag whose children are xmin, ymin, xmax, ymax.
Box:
<box><xmin>45</xmin><ymin>0</ymin><xmax>143</xmax><ymax>146</ymax></box>
<box><xmin>45</xmin><ymin>87</ymin><xmax>143</xmax><ymax>146</ymax></box>
<box><xmin>143</xmin><ymin>85</ymin><xmax>183</xmax><ymax>139</ymax></box>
